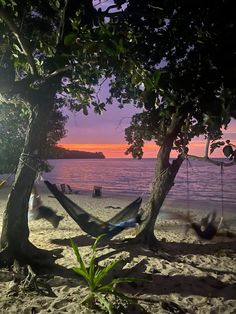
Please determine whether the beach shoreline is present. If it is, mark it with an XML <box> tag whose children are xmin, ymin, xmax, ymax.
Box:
<box><xmin>0</xmin><ymin>185</ymin><xmax>235</xmax><ymax>313</ymax></box>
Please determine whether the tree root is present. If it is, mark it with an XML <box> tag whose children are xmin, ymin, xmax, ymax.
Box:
<box><xmin>23</xmin><ymin>265</ymin><xmax>38</xmax><ymax>291</ymax></box>
<box><xmin>121</xmin><ymin>232</ymin><xmax>174</xmax><ymax>262</ymax></box>
<box><xmin>0</xmin><ymin>241</ymin><xmax>63</xmax><ymax>270</ymax></box>
<box><xmin>6</xmin><ymin>261</ymin><xmax>57</xmax><ymax>297</ymax></box>
<box><xmin>123</xmin><ymin>231</ymin><xmax>160</xmax><ymax>248</ymax></box>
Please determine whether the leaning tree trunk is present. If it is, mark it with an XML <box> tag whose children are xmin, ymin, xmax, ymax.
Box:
<box><xmin>0</xmin><ymin>100</ymin><xmax>53</xmax><ymax>266</ymax></box>
<box><xmin>134</xmin><ymin>134</ymin><xmax>185</xmax><ymax>248</ymax></box>
<box><xmin>137</xmin><ymin>153</ymin><xmax>184</xmax><ymax>246</ymax></box>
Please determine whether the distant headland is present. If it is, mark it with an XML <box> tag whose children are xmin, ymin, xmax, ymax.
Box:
<box><xmin>48</xmin><ymin>147</ymin><xmax>105</xmax><ymax>159</ymax></box>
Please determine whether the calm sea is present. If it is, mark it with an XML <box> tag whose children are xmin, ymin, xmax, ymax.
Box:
<box><xmin>43</xmin><ymin>158</ymin><xmax>236</xmax><ymax>208</ymax></box>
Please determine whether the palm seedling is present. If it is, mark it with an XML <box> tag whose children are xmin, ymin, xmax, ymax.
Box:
<box><xmin>71</xmin><ymin>234</ymin><xmax>144</xmax><ymax>313</ymax></box>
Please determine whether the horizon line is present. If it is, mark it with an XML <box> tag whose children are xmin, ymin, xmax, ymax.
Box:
<box><xmin>58</xmin><ymin>143</ymin><xmax>227</xmax><ymax>158</ymax></box>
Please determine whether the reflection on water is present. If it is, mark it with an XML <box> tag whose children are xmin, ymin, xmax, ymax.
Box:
<box><xmin>43</xmin><ymin>158</ymin><xmax>236</xmax><ymax>207</ymax></box>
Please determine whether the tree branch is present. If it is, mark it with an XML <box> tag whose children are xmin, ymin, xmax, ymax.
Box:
<box><xmin>188</xmin><ymin>137</ymin><xmax>236</xmax><ymax>167</ymax></box>
<box><xmin>103</xmin><ymin>4</ymin><xmax>120</xmax><ymax>14</ymax></box>
<box><xmin>57</xmin><ymin>0</ymin><xmax>69</xmax><ymax>44</ymax></box>
<box><xmin>147</xmin><ymin>4</ymin><xmax>164</xmax><ymax>11</ymax></box>
<box><xmin>0</xmin><ymin>8</ymin><xmax>38</xmax><ymax>76</ymax></box>
<box><xmin>95</xmin><ymin>76</ymin><xmax>109</xmax><ymax>102</ymax></box>
<box><xmin>116</xmin><ymin>116</ymin><xmax>132</xmax><ymax>130</ymax></box>
<box><xmin>204</xmin><ymin>137</ymin><xmax>211</xmax><ymax>158</ymax></box>
<box><xmin>42</xmin><ymin>65</ymin><xmax>72</xmax><ymax>81</ymax></box>
<box><xmin>187</xmin><ymin>154</ymin><xmax>235</xmax><ymax>167</ymax></box>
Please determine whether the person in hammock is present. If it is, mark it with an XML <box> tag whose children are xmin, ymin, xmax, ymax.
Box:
<box><xmin>28</xmin><ymin>184</ymin><xmax>64</xmax><ymax>228</ymax></box>
<box><xmin>107</xmin><ymin>209</ymin><xmax>145</xmax><ymax>237</ymax></box>
<box><xmin>191</xmin><ymin>212</ymin><xmax>223</xmax><ymax>240</ymax></box>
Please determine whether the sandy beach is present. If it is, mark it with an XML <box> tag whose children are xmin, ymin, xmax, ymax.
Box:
<box><xmin>0</xmin><ymin>183</ymin><xmax>236</xmax><ymax>314</ymax></box>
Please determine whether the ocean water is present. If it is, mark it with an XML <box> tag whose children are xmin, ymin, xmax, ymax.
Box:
<box><xmin>43</xmin><ymin>158</ymin><xmax>236</xmax><ymax>208</ymax></box>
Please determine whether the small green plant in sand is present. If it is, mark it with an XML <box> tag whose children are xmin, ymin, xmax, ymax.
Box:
<box><xmin>71</xmin><ymin>234</ymin><xmax>144</xmax><ymax>313</ymax></box>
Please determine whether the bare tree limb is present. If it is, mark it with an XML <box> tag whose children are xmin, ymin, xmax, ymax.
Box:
<box><xmin>204</xmin><ymin>137</ymin><xmax>211</xmax><ymax>158</ymax></box>
<box><xmin>95</xmin><ymin>76</ymin><xmax>109</xmax><ymax>102</ymax></box>
<box><xmin>116</xmin><ymin>116</ymin><xmax>132</xmax><ymax>130</ymax></box>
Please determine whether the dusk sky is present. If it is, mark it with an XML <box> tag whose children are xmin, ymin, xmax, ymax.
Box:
<box><xmin>59</xmin><ymin>102</ymin><xmax>236</xmax><ymax>158</ymax></box>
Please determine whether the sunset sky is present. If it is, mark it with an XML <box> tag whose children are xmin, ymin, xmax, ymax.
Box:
<box><xmin>59</xmin><ymin>104</ymin><xmax>236</xmax><ymax>158</ymax></box>
<box><xmin>58</xmin><ymin>1</ymin><xmax>236</xmax><ymax>158</ymax></box>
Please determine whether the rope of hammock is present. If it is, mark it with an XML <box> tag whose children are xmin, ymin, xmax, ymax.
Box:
<box><xmin>220</xmin><ymin>162</ymin><xmax>224</xmax><ymax>218</ymax></box>
<box><xmin>186</xmin><ymin>157</ymin><xmax>190</xmax><ymax>213</ymax></box>
<box><xmin>185</xmin><ymin>157</ymin><xmax>225</xmax><ymax>218</ymax></box>
<box><xmin>184</xmin><ymin>157</ymin><xmax>226</xmax><ymax>239</ymax></box>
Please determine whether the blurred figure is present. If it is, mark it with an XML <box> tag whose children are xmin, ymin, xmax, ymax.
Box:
<box><xmin>28</xmin><ymin>185</ymin><xmax>64</xmax><ymax>228</ymax></box>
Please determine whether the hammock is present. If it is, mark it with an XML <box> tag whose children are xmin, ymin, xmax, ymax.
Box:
<box><xmin>44</xmin><ymin>180</ymin><xmax>142</xmax><ymax>238</ymax></box>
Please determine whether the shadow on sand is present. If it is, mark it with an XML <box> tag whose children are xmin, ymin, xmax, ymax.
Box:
<box><xmin>49</xmin><ymin>233</ymin><xmax>236</xmax><ymax>301</ymax></box>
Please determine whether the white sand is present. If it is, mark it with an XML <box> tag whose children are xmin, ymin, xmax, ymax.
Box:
<box><xmin>0</xmin><ymin>184</ymin><xmax>235</xmax><ymax>314</ymax></box>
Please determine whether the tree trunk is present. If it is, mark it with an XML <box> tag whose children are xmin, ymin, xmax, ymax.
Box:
<box><xmin>138</xmin><ymin>154</ymin><xmax>184</xmax><ymax>246</ymax></box>
<box><xmin>0</xmin><ymin>101</ymin><xmax>53</xmax><ymax>266</ymax></box>
<box><xmin>134</xmin><ymin>134</ymin><xmax>185</xmax><ymax>248</ymax></box>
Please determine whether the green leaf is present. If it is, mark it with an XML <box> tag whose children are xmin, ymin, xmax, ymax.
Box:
<box><xmin>72</xmin><ymin>267</ymin><xmax>90</xmax><ymax>282</ymax></box>
<box><xmin>55</xmin><ymin>0</ymin><xmax>60</xmax><ymax>8</ymax></box>
<box><xmin>94</xmin><ymin>259</ymin><xmax>121</xmax><ymax>287</ymax></box>
<box><xmin>82</xmin><ymin>106</ymin><xmax>88</xmax><ymax>115</ymax></box>
<box><xmin>144</xmin><ymin>77</ymin><xmax>154</xmax><ymax>91</ymax></box>
<box><xmin>64</xmin><ymin>33</ymin><xmax>77</xmax><ymax>46</ymax></box>
<box><xmin>98</xmin><ymin>277</ymin><xmax>146</xmax><ymax>293</ymax></box>
<box><xmin>88</xmin><ymin>255</ymin><xmax>96</xmax><ymax>290</ymax></box>
<box><xmin>70</xmin><ymin>239</ymin><xmax>87</xmax><ymax>273</ymax></box>
<box><xmin>92</xmin><ymin>234</ymin><xmax>105</xmax><ymax>252</ymax></box>
<box><xmin>13</xmin><ymin>43</ymin><xmax>22</xmax><ymax>53</ymax></box>
<box><xmin>110</xmin><ymin>277</ymin><xmax>146</xmax><ymax>285</ymax></box>
<box><xmin>153</xmin><ymin>70</ymin><xmax>162</xmax><ymax>86</ymax></box>
<box><xmin>80</xmin><ymin>292</ymin><xmax>94</xmax><ymax>305</ymax></box>
<box><xmin>131</xmin><ymin>73</ymin><xmax>142</xmax><ymax>85</ymax></box>
<box><xmin>96</xmin><ymin>293</ymin><xmax>115</xmax><ymax>314</ymax></box>
<box><xmin>223</xmin><ymin>145</ymin><xmax>234</xmax><ymax>157</ymax></box>
<box><xmin>94</xmin><ymin>268</ymin><xmax>103</xmax><ymax>278</ymax></box>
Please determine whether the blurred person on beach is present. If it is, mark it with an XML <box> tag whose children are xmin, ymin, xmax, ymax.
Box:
<box><xmin>28</xmin><ymin>185</ymin><xmax>63</xmax><ymax>228</ymax></box>
<box><xmin>176</xmin><ymin>211</ymin><xmax>223</xmax><ymax>240</ymax></box>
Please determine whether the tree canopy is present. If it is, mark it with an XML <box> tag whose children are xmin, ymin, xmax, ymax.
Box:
<box><xmin>103</xmin><ymin>0</ymin><xmax>236</xmax><ymax>159</ymax></box>
<box><xmin>90</xmin><ymin>0</ymin><xmax>236</xmax><ymax>246</ymax></box>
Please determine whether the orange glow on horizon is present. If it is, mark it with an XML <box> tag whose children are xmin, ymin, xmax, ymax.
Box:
<box><xmin>58</xmin><ymin>143</ymin><xmax>138</xmax><ymax>158</ymax></box>
<box><xmin>58</xmin><ymin>141</ymin><xmax>227</xmax><ymax>158</ymax></box>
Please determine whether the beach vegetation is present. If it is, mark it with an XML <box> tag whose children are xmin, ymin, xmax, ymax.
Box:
<box><xmin>71</xmin><ymin>235</ymin><xmax>144</xmax><ymax>313</ymax></box>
